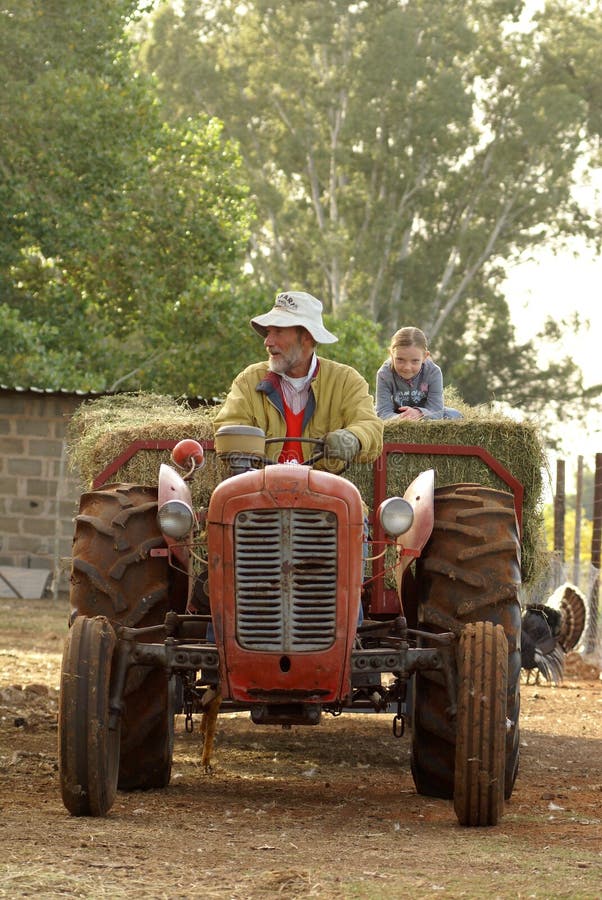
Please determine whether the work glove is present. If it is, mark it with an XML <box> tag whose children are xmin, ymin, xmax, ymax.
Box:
<box><xmin>324</xmin><ymin>429</ymin><xmax>361</xmax><ymax>462</ymax></box>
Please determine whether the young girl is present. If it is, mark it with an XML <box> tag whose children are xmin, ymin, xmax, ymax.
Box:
<box><xmin>375</xmin><ymin>326</ymin><xmax>462</xmax><ymax>420</ymax></box>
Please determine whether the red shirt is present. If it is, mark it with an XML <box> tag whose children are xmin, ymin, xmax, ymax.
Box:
<box><xmin>279</xmin><ymin>402</ymin><xmax>305</xmax><ymax>463</ymax></box>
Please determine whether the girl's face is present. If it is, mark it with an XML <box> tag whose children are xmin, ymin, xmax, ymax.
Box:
<box><xmin>391</xmin><ymin>344</ymin><xmax>429</xmax><ymax>380</ymax></box>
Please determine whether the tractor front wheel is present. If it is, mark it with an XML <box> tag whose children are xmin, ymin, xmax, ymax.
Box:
<box><xmin>411</xmin><ymin>484</ymin><xmax>521</xmax><ymax>803</ymax></box>
<box><xmin>454</xmin><ymin>621</ymin><xmax>508</xmax><ymax>826</ymax></box>
<box><xmin>69</xmin><ymin>483</ymin><xmax>175</xmax><ymax>790</ymax></box>
<box><xmin>59</xmin><ymin>615</ymin><xmax>119</xmax><ymax>817</ymax></box>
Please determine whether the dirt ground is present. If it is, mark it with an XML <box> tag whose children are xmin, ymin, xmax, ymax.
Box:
<box><xmin>1</xmin><ymin>596</ymin><xmax>601</xmax><ymax>900</ymax></box>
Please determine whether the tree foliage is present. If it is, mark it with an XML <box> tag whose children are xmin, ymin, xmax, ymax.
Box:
<box><xmin>0</xmin><ymin>0</ymin><xmax>255</xmax><ymax>395</ymax></box>
<box><xmin>139</xmin><ymin>0</ymin><xmax>602</xmax><ymax>419</ymax></box>
<box><xmin>2</xmin><ymin>0</ymin><xmax>602</xmax><ymax>419</ymax></box>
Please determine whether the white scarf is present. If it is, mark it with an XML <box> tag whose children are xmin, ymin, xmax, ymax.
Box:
<box><xmin>279</xmin><ymin>354</ymin><xmax>317</xmax><ymax>414</ymax></box>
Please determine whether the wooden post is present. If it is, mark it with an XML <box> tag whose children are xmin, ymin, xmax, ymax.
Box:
<box><xmin>573</xmin><ymin>455</ymin><xmax>583</xmax><ymax>587</ymax></box>
<box><xmin>553</xmin><ymin>458</ymin><xmax>565</xmax><ymax>563</ymax></box>
<box><xmin>584</xmin><ymin>453</ymin><xmax>601</xmax><ymax>655</ymax></box>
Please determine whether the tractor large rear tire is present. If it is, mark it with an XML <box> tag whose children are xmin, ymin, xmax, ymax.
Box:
<box><xmin>59</xmin><ymin>615</ymin><xmax>119</xmax><ymax>817</ymax></box>
<box><xmin>411</xmin><ymin>484</ymin><xmax>521</xmax><ymax>802</ymax></box>
<box><xmin>70</xmin><ymin>483</ymin><xmax>174</xmax><ymax>791</ymax></box>
<box><xmin>454</xmin><ymin>621</ymin><xmax>508</xmax><ymax>826</ymax></box>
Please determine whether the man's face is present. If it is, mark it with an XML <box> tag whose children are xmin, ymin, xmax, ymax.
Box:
<box><xmin>264</xmin><ymin>326</ymin><xmax>312</xmax><ymax>376</ymax></box>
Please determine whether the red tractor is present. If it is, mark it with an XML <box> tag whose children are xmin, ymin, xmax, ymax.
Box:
<box><xmin>59</xmin><ymin>426</ymin><xmax>521</xmax><ymax>826</ymax></box>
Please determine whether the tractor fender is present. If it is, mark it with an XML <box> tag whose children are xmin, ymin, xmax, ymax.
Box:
<box><xmin>158</xmin><ymin>463</ymin><xmax>194</xmax><ymax>569</ymax></box>
<box><xmin>394</xmin><ymin>469</ymin><xmax>435</xmax><ymax>593</ymax></box>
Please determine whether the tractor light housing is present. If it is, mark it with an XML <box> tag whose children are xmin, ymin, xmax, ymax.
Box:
<box><xmin>158</xmin><ymin>499</ymin><xmax>195</xmax><ymax>539</ymax></box>
<box><xmin>377</xmin><ymin>497</ymin><xmax>414</xmax><ymax>538</ymax></box>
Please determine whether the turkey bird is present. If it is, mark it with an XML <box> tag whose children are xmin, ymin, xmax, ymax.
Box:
<box><xmin>521</xmin><ymin>604</ymin><xmax>564</xmax><ymax>684</ymax></box>
<box><xmin>521</xmin><ymin>583</ymin><xmax>587</xmax><ymax>685</ymax></box>
<box><xmin>553</xmin><ymin>583</ymin><xmax>587</xmax><ymax>652</ymax></box>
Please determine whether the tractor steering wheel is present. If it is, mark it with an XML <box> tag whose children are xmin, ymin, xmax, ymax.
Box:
<box><xmin>264</xmin><ymin>436</ymin><xmax>325</xmax><ymax>466</ymax></box>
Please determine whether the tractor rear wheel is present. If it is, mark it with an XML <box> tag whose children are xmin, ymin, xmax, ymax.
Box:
<box><xmin>59</xmin><ymin>615</ymin><xmax>119</xmax><ymax>816</ymax></box>
<box><xmin>454</xmin><ymin>621</ymin><xmax>508</xmax><ymax>826</ymax></box>
<box><xmin>70</xmin><ymin>483</ymin><xmax>174</xmax><ymax>790</ymax></box>
<box><xmin>411</xmin><ymin>484</ymin><xmax>521</xmax><ymax>802</ymax></box>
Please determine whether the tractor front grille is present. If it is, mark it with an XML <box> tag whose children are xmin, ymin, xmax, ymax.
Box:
<box><xmin>234</xmin><ymin>508</ymin><xmax>338</xmax><ymax>651</ymax></box>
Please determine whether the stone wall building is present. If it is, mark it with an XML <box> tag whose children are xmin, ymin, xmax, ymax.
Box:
<box><xmin>0</xmin><ymin>387</ymin><xmax>94</xmax><ymax>597</ymax></box>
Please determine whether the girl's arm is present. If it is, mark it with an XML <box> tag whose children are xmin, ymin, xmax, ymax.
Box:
<box><xmin>417</xmin><ymin>360</ymin><xmax>444</xmax><ymax>419</ymax></box>
<box><xmin>375</xmin><ymin>365</ymin><xmax>399</xmax><ymax>419</ymax></box>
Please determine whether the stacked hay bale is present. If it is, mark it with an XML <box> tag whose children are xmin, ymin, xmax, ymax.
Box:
<box><xmin>67</xmin><ymin>393</ymin><xmax>547</xmax><ymax>585</ymax></box>
<box><xmin>68</xmin><ymin>393</ymin><xmax>220</xmax><ymax>506</ymax></box>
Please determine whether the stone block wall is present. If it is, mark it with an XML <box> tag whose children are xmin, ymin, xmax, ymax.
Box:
<box><xmin>0</xmin><ymin>388</ymin><xmax>91</xmax><ymax>592</ymax></box>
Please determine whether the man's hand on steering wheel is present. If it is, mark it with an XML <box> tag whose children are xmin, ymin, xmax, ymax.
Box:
<box><xmin>324</xmin><ymin>429</ymin><xmax>360</xmax><ymax>462</ymax></box>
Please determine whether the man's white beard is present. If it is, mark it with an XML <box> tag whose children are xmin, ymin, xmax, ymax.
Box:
<box><xmin>268</xmin><ymin>354</ymin><xmax>287</xmax><ymax>374</ymax></box>
<box><xmin>268</xmin><ymin>345</ymin><xmax>303</xmax><ymax>375</ymax></box>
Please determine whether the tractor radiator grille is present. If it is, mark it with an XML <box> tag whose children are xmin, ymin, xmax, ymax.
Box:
<box><xmin>234</xmin><ymin>508</ymin><xmax>338</xmax><ymax>651</ymax></box>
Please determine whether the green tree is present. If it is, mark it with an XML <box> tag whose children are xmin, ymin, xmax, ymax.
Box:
<box><xmin>139</xmin><ymin>0</ymin><xmax>602</xmax><ymax>418</ymax></box>
<box><xmin>163</xmin><ymin>286</ymin><xmax>386</xmax><ymax>398</ymax></box>
<box><xmin>0</xmin><ymin>0</ymin><xmax>254</xmax><ymax>394</ymax></box>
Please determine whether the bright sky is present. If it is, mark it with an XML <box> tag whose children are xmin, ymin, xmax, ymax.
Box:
<box><xmin>505</xmin><ymin>246</ymin><xmax>602</xmax><ymax>387</ymax></box>
<box><xmin>503</xmin><ymin>243</ymin><xmax>602</xmax><ymax>490</ymax></box>
<box><xmin>502</xmin><ymin>0</ymin><xmax>602</xmax><ymax>489</ymax></box>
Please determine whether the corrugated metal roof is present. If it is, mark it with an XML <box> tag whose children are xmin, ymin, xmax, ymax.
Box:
<box><xmin>0</xmin><ymin>384</ymin><xmax>108</xmax><ymax>397</ymax></box>
<box><xmin>0</xmin><ymin>384</ymin><xmax>219</xmax><ymax>404</ymax></box>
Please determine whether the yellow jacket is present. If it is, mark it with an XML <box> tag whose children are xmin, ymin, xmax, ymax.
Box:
<box><xmin>214</xmin><ymin>357</ymin><xmax>383</xmax><ymax>471</ymax></box>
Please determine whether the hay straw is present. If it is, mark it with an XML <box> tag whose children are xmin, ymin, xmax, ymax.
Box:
<box><xmin>67</xmin><ymin>394</ymin><xmax>547</xmax><ymax>583</ymax></box>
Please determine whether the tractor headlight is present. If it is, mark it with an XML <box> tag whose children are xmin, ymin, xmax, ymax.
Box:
<box><xmin>157</xmin><ymin>500</ymin><xmax>194</xmax><ymax>539</ymax></box>
<box><xmin>377</xmin><ymin>497</ymin><xmax>414</xmax><ymax>538</ymax></box>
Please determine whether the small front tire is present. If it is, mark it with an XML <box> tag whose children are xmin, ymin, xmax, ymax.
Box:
<box><xmin>70</xmin><ymin>484</ymin><xmax>175</xmax><ymax>790</ymax></box>
<box><xmin>58</xmin><ymin>615</ymin><xmax>120</xmax><ymax>817</ymax></box>
<box><xmin>411</xmin><ymin>484</ymin><xmax>521</xmax><ymax>801</ymax></box>
<box><xmin>454</xmin><ymin>621</ymin><xmax>508</xmax><ymax>827</ymax></box>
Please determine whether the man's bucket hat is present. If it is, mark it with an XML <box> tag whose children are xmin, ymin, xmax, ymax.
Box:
<box><xmin>251</xmin><ymin>291</ymin><xmax>338</xmax><ymax>344</ymax></box>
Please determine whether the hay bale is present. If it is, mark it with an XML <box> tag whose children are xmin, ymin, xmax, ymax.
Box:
<box><xmin>67</xmin><ymin>393</ymin><xmax>547</xmax><ymax>584</ymax></box>
<box><xmin>67</xmin><ymin>393</ymin><xmax>223</xmax><ymax>505</ymax></box>
<box><xmin>348</xmin><ymin>416</ymin><xmax>547</xmax><ymax>586</ymax></box>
